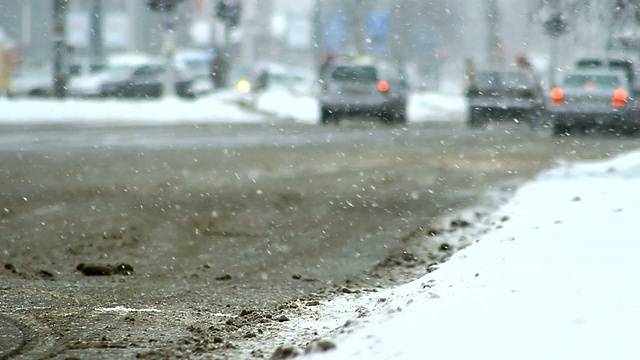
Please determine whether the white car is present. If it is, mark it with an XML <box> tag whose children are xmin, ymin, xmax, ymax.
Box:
<box><xmin>66</xmin><ymin>53</ymin><xmax>158</xmax><ymax>97</ymax></box>
<box><xmin>10</xmin><ymin>65</ymin><xmax>53</xmax><ymax>97</ymax></box>
<box><xmin>175</xmin><ymin>48</ymin><xmax>215</xmax><ymax>95</ymax></box>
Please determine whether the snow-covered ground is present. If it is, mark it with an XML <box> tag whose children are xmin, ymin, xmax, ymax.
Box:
<box><xmin>0</xmin><ymin>87</ymin><xmax>465</xmax><ymax>125</ymax></box>
<box><xmin>2</xmin><ymin>87</ymin><xmax>639</xmax><ymax>359</ymax></box>
<box><xmin>293</xmin><ymin>151</ymin><xmax>640</xmax><ymax>359</ymax></box>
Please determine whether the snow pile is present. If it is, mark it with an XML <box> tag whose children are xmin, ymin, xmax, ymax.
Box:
<box><xmin>295</xmin><ymin>150</ymin><xmax>640</xmax><ymax>360</ymax></box>
<box><xmin>408</xmin><ymin>92</ymin><xmax>467</xmax><ymax>122</ymax></box>
<box><xmin>254</xmin><ymin>88</ymin><xmax>319</xmax><ymax>123</ymax></box>
<box><xmin>0</xmin><ymin>88</ymin><xmax>466</xmax><ymax>125</ymax></box>
<box><xmin>0</xmin><ymin>94</ymin><xmax>264</xmax><ymax>125</ymax></box>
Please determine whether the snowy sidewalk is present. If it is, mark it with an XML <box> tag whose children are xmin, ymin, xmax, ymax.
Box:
<box><xmin>0</xmin><ymin>90</ymin><xmax>466</xmax><ymax>125</ymax></box>
<box><xmin>293</xmin><ymin>151</ymin><xmax>640</xmax><ymax>360</ymax></box>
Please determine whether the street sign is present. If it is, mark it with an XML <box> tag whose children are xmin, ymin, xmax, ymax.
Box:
<box><xmin>104</xmin><ymin>13</ymin><xmax>130</xmax><ymax>49</ymax></box>
<box><xmin>66</xmin><ymin>12</ymin><xmax>89</xmax><ymax>48</ymax></box>
<box><xmin>366</xmin><ymin>12</ymin><xmax>389</xmax><ymax>55</ymax></box>
<box><xmin>322</xmin><ymin>14</ymin><xmax>348</xmax><ymax>50</ymax></box>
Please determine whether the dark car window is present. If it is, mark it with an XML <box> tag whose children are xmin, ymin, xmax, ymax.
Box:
<box><xmin>563</xmin><ymin>74</ymin><xmax>621</xmax><ymax>88</ymax></box>
<box><xmin>331</xmin><ymin>66</ymin><xmax>378</xmax><ymax>82</ymax></box>
<box><xmin>133</xmin><ymin>65</ymin><xmax>164</xmax><ymax>78</ymax></box>
<box><xmin>575</xmin><ymin>59</ymin><xmax>634</xmax><ymax>84</ymax></box>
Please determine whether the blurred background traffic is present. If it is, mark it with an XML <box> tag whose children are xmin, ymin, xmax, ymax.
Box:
<box><xmin>0</xmin><ymin>0</ymin><xmax>640</xmax><ymax>100</ymax></box>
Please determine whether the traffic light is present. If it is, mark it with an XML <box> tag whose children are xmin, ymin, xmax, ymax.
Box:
<box><xmin>216</xmin><ymin>0</ymin><xmax>241</xmax><ymax>27</ymax></box>
<box><xmin>544</xmin><ymin>13</ymin><xmax>568</xmax><ymax>38</ymax></box>
<box><xmin>147</xmin><ymin>0</ymin><xmax>185</xmax><ymax>12</ymax></box>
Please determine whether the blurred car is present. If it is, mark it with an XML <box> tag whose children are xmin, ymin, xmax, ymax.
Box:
<box><xmin>319</xmin><ymin>57</ymin><xmax>409</xmax><ymax>125</ymax></box>
<box><xmin>465</xmin><ymin>68</ymin><xmax>544</xmax><ymax>127</ymax></box>
<box><xmin>10</xmin><ymin>61</ymin><xmax>93</xmax><ymax>98</ymax></box>
<box><xmin>546</xmin><ymin>68</ymin><xmax>638</xmax><ymax>135</ymax></box>
<box><xmin>66</xmin><ymin>53</ymin><xmax>157</xmax><ymax>97</ymax></box>
<box><xmin>265</xmin><ymin>63</ymin><xmax>316</xmax><ymax>95</ymax></box>
<box><xmin>99</xmin><ymin>62</ymin><xmax>195</xmax><ymax>99</ymax></box>
<box><xmin>175</xmin><ymin>48</ymin><xmax>213</xmax><ymax>77</ymax></box>
<box><xmin>10</xmin><ymin>64</ymin><xmax>53</xmax><ymax>97</ymax></box>
<box><xmin>231</xmin><ymin>62</ymin><xmax>316</xmax><ymax>97</ymax></box>
<box><xmin>574</xmin><ymin>56</ymin><xmax>640</xmax><ymax>96</ymax></box>
<box><xmin>175</xmin><ymin>48</ymin><xmax>214</xmax><ymax>95</ymax></box>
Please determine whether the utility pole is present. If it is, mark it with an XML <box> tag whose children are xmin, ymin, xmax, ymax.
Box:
<box><xmin>125</xmin><ymin>0</ymin><xmax>137</xmax><ymax>50</ymax></box>
<box><xmin>21</xmin><ymin>0</ymin><xmax>31</xmax><ymax>60</ymax></box>
<box><xmin>313</xmin><ymin>0</ymin><xmax>322</xmax><ymax>71</ymax></box>
<box><xmin>148</xmin><ymin>1</ymin><xmax>188</xmax><ymax>97</ymax></box>
<box><xmin>347</xmin><ymin>0</ymin><xmax>366</xmax><ymax>54</ymax></box>
<box><xmin>389</xmin><ymin>0</ymin><xmax>409</xmax><ymax>66</ymax></box>
<box><xmin>542</xmin><ymin>0</ymin><xmax>568</xmax><ymax>87</ymax></box>
<box><xmin>524</xmin><ymin>0</ymin><xmax>535</xmax><ymax>51</ymax></box>
<box><xmin>162</xmin><ymin>12</ymin><xmax>177</xmax><ymax>97</ymax></box>
<box><xmin>53</xmin><ymin>0</ymin><xmax>68</xmax><ymax>98</ymax></box>
<box><xmin>239</xmin><ymin>0</ymin><xmax>255</xmax><ymax>64</ymax></box>
<box><xmin>486</xmin><ymin>0</ymin><xmax>501</xmax><ymax>67</ymax></box>
<box><xmin>589</xmin><ymin>0</ymin><xmax>598</xmax><ymax>53</ymax></box>
<box><xmin>148</xmin><ymin>0</ymin><xmax>186</xmax><ymax>97</ymax></box>
<box><xmin>89</xmin><ymin>0</ymin><xmax>104</xmax><ymax>72</ymax></box>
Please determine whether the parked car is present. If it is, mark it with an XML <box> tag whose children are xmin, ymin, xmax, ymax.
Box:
<box><xmin>10</xmin><ymin>64</ymin><xmax>53</xmax><ymax>97</ymax></box>
<box><xmin>319</xmin><ymin>57</ymin><xmax>409</xmax><ymax>125</ymax></box>
<box><xmin>465</xmin><ymin>68</ymin><xmax>545</xmax><ymax>128</ymax></box>
<box><xmin>175</xmin><ymin>48</ymin><xmax>214</xmax><ymax>95</ymax></box>
<box><xmin>66</xmin><ymin>53</ymin><xmax>157</xmax><ymax>97</ymax></box>
<box><xmin>546</xmin><ymin>68</ymin><xmax>638</xmax><ymax>135</ymax></box>
<box><xmin>10</xmin><ymin>61</ymin><xmax>92</xmax><ymax>98</ymax></box>
<box><xmin>263</xmin><ymin>62</ymin><xmax>316</xmax><ymax>95</ymax></box>
<box><xmin>99</xmin><ymin>62</ymin><xmax>195</xmax><ymax>99</ymax></box>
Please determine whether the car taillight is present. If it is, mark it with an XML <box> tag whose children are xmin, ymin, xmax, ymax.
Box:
<box><xmin>377</xmin><ymin>80</ymin><xmax>389</xmax><ymax>92</ymax></box>
<box><xmin>550</xmin><ymin>87</ymin><xmax>565</xmax><ymax>105</ymax></box>
<box><xmin>611</xmin><ymin>88</ymin><xmax>628</xmax><ymax>107</ymax></box>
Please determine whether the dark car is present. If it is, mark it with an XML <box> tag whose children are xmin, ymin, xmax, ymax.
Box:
<box><xmin>546</xmin><ymin>68</ymin><xmax>639</xmax><ymax>135</ymax></box>
<box><xmin>319</xmin><ymin>58</ymin><xmax>409</xmax><ymax>125</ymax></box>
<box><xmin>99</xmin><ymin>63</ymin><xmax>195</xmax><ymax>99</ymax></box>
<box><xmin>574</xmin><ymin>57</ymin><xmax>640</xmax><ymax>93</ymax></box>
<box><xmin>466</xmin><ymin>69</ymin><xmax>544</xmax><ymax>127</ymax></box>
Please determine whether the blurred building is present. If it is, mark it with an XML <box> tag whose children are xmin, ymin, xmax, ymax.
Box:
<box><xmin>0</xmin><ymin>0</ymin><xmax>545</xmax><ymax>85</ymax></box>
<box><xmin>0</xmin><ymin>0</ymin><xmax>226</xmax><ymax>67</ymax></box>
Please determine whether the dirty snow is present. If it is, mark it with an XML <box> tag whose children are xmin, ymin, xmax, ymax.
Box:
<box><xmin>294</xmin><ymin>150</ymin><xmax>640</xmax><ymax>360</ymax></box>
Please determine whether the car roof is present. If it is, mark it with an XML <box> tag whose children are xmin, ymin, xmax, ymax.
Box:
<box><xmin>574</xmin><ymin>53</ymin><xmax>636</xmax><ymax>62</ymax></box>
<box><xmin>107</xmin><ymin>52</ymin><xmax>157</xmax><ymax>66</ymax></box>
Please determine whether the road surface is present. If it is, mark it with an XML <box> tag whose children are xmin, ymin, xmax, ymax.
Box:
<box><xmin>1</xmin><ymin>120</ymin><xmax>638</xmax><ymax>359</ymax></box>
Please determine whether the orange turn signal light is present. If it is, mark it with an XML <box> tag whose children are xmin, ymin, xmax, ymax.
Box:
<box><xmin>550</xmin><ymin>87</ymin><xmax>565</xmax><ymax>105</ymax></box>
<box><xmin>611</xmin><ymin>88</ymin><xmax>628</xmax><ymax>107</ymax></box>
<box><xmin>377</xmin><ymin>80</ymin><xmax>389</xmax><ymax>92</ymax></box>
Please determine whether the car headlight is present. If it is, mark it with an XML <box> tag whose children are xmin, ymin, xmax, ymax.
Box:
<box><xmin>236</xmin><ymin>79</ymin><xmax>252</xmax><ymax>94</ymax></box>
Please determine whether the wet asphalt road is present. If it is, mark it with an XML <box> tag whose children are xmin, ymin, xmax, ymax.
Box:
<box><xmin>1</xmin><ymin>119</ymin><xmax>640</xmax><ymax>359</ymax></box>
